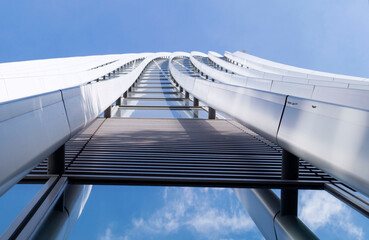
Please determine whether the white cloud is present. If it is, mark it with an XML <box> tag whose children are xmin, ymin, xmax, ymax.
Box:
<box><xmin>99</xmin><ymin>227</ymin><xmax>126</xmax><ymax>240</ymax></box>
<box><xmin>119</xmin><ymin>187</ymin><xmax>257</xmax><ymax>239</ymax></box>
<box><xmin>299</xmin><ymin>190</ymin><xmax>364</xmax><ymax>240</ymax></box>
<box><xmin>188</xmin><ymin>208</ymin><xmax>254</xmax><ymax>234</ymax></box>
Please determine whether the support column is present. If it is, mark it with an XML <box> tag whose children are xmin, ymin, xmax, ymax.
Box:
<box><xmin>179</xmin><ymin>86</ymin><xmax>183</xmax><ymax>93</ymax></box>
<box><xmin>185</xmin><ymin>91</ymin><xmax>189</xmax><ymax>99</ymax></box>
<box><xmin>116</xmin><ymin>97</ymin><xmax>121</xmax><ymax>106</ymax></box>
<box><xmin>48</xmin><ymin>145</ymin><xmax>65</xmax><ymax>175</ymax></box>
<box><xmin>104</xmin><ymin>106</ymin><xmax>112</xmax><ymax>118</ymax></box>
<box><xmin>193</xmin><ymin>97</ymin><xmax>199</xmax><ymax>107</ymax></box>
<box><xmin>123</xmin><ymin>91</ymin><xmax>128</xmax><ymax>98</ymax></box>
<box><xmin>281</xmin><ymin>150</ymin><xmax>299</xmax><ymax>216</ymax></box>
<box><xmin>208</xmin><ymin>107</ymin><xmax>216</xmax><ymax>119</ymax></box>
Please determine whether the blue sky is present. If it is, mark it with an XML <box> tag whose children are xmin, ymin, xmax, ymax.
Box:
<box><xmin>1</xmin><ymin>0</ymin><xmax>369</xmax><ymax>77</ymax></box>
<box><xmin>0</xmin><ymin>0</ymin><xmax>369</xmax><ymax>239</ymax></box>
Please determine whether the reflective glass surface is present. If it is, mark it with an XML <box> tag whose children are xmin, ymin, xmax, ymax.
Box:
<box><xmin>132</xmin><ymin>87</ymin><xmax>178</xmax><ymax>93</ymax></box>
<box><xmin>114</xmin><ymin>108</ymin><xmax>207</xmax><ymax>118</ymax></box>
<box><xmin>117</xmin><ymin>58</ymin><xmax>208</xmax><ymax>119</ymax></box>
<box><xmin>128</xmin><ymin>92</ymin><xmax>182</xmax><ymax>98</ymax></box>
<box><xmin>122</xmin><ymin>99</ymin><xmax>191</xmax><ymax>106</ymax></box>
<box><xmin>0</xmin><ymin>184</ymin><xmax>43</xmax><ymax>234</ymax></box>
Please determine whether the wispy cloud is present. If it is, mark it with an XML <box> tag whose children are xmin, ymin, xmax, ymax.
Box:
<box><xmin>99</xmin><ymin>226</ymin><xmax>126</xmax><ymax>240</ymax></box>
<box><xmin>299</xmin><ymin>190</ymin><xmax>364</xmax><ymax>240</ymax></box>
<box><xmin>106</xmin><ymin>187</ymin><xmax>257</xmax><ymax>239</ymax></box>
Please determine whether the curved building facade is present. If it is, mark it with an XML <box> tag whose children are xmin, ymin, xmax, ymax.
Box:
<box><xmin>0</xmin><ymin>51</ymin><xmax>368</xmax><ymax>239</ymax></box>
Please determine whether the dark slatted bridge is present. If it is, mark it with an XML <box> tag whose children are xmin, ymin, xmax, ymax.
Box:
<box><xmin>23</xmin><ymin>58</ymin><xmax>347</xmax><ymax>194</ymax></box>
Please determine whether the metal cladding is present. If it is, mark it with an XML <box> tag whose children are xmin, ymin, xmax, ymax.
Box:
<box><xmin>234</xmin><ymin>188</ymin><xmax>318</xmax><ymax>240</ymax></box>
<box><xmin>25</xmin><ymin>118</ymin><xmax>335</xmax><ymax>189</ymax></box>
<box><xmin>0</xmin><ymin>53</ymin><xmax>166</xmax><ymax>196</ymax></box>
<box><xmin>170</xmin><ymin>51</ymin><xmax>369</xmax><ymax>198</ymax></box>
<box><xmin>0</xmin><ymin>51</ymin><xmax>368</xmax><ymax>239</ymax></box>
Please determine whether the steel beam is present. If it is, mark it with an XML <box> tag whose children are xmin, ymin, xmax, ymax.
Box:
<box><xmin>48</xmin><ymin>145</ymin><xmax>65</xmax><ymax>175</ymax></box>
<box><xmin>104</xmin><ymin>106</ymin><xmax>112</xmax><ymax>118</ymax></box>
<box><xmin>208</xmin><ymin>107</ymin><xmax>216</xmax><ymax>119</ymax></box>
<box><xmin>115</xmin><ymin>97</ymin><xmax>121</xmax><ymax>106</ymax></box>
<box><xmin>0</xmin><ymin>177</ymin><xmax>59</xmax><ymax>240</ymax></box>
<box><xmin>281</xmin><ymin>150</ymin><xmax>299</xmax><ymax>216</ymax></box>
<box><xmin>1</xmin><ymin>177</ymin><xmax>68</xmax><ymax>240</ymax></box>
<box><xmin>234</xmin><ymin>188</ymin><xmax>318</xmax><ymax>240</ymax></box>
<box><xmin>193</xmin><ymin>97</ymin><xmax>199</xmax><ymax>107</ymax></box>
<box><xmin>185</xmin><ymin>91</ymin><xmax>190</xmax><ymax>98</ymax></box>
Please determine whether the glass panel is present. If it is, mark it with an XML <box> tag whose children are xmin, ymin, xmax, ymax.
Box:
<box><xmin>0</xmin><ymin>184</ymin><xmax>43</xmax><ymax>234</ymax></box>
<box><xmin>139</xmin><ymin>80</ymin><xmax>170</xmax><ymax>83</ymax></box>
<box><xmin>122</xmin><ymin>99</ymin><xmax>191</xmax><ymax>106</ymax></box>
<box><xmin>137</xmin><ymin>83</ymin><xmax>173</xmax><ymax>87</ymax></box>
<box><xmin>132</xmin><ymin>87</ymin><xmax>178</xmax><ymax>93</ymax></box>
<box><xmin>114</xmin><ymin>108</ymin><xmax>207</xmax><ymax>119</ymax></box>
<box><xmin>128</xmin><ymin>93</ymin><xmax>182</xmax><ymax>98</ymax></box>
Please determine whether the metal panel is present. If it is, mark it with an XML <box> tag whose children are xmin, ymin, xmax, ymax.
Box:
<box><xmin>0</xmin><ymin>177</ymin><xmax>59</xmax><ymax>240</ymax></box>
<box><xmin>170</xmin><ymin>55</ymin><xmax>286</xmax><ymax>143</ymax></box>
<box><xmin>17</xmin><ymin>177</ymin><xmax>68</xmax><ymax>239</ymax></box>
<box><xmin>190</xmin><ymin>54</ymin><xmax>250</xmax><ymax>86</ymax></box>
<box><xmin>230</xmin><ymin>51</ymin><xmax>369</xmax><ymax>84</ymax></box>
<box><xmin>208</xmin><ymin>51</ymin><xmax>264</xmax><ymax>78</ymax></box>
<box><xmin>283</xmin><ymin>76</ymin><xmax>309</xmax><ymax>84</ymax></box>
<box><xmin>32</xmin><ymin>184</ymin><xmax>92</xmax><ymax>240</ymax></box>
<box><xmin>245</xmin><ymin>77</ymin><xmax>272</xmax><ymax>91</ymax></box>
<box><xmin>349</xmin><ymin>84</ymin><xmax>369</xmax><ymax>90</ymax></box>
<box><xmin>25</xmin><ymin>118</ymin><xmax>334</xmax><ymax>189</ymax></box>
<box><xmin>62</xmin><ymin>86</ymin><xmax>98</xmax><ymax>135</ymax></box>
<box><xmin>0</xmin><ymin>54</ymin><xmax>166</xmax><ymax>196</ymax></box>
<box><xmin>308</xmin><ymin>79</ymin><xmax>348</xmax><ymax>88</ymax></box>
<box><xmin>208</xmin><ymin>53</ymin><xmax>369</xmax><ymax>102</ymax></box>
<box><xmin>312</xmin><ymin>86</ymin><xmax>369</xmax><ymax>110</ymax></box>
<box><xmin>0</xmin><ymin>92</ymin><xmax>70</xmax><ymax>196</ymax></box>
<box><xmin>274</xmin><ymin>215</ymin><xmax>318</xmax><ymax>240</ymax></box>
<box><xmin>277</xmin><ymin>96</ymin><xmax>369</xmax><ymax>197</ymax></box>
<box><xmin>0</xmin><ymin>79</ymin><xmax>9</xmax><ymax>102</ymax></box>
<box><xmin>271</xmin><ymin>81</ymin><xmax>314</xmax><ymax>99</ymax></box>
<box><xmin>234</xmin><ymin>188</ymin><xmax>318</xmax><ymax>240</ymax></box>
<box><xmin>1</xmin><ymin>54</ymin><xmax>148</xmax><ymax>103</ymax></box>
<box><xmin>234</xmin><ymin>189</ymin><xmax>280</xmax><ymax>240</ymax></box>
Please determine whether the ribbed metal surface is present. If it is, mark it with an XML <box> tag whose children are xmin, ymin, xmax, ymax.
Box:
<box><xmin>21</xmin><ymin>57</ymin><xmax>369</xmax><ymax>218</ymax></box>
<box><xmin>24</xmin><ymin>59</ymin><xmax>335</xmax><ymax>188</ymax></box>
<box><xmin>26</xmin><ymin>118</ymin><xmax>334</xmax><ymax>188</ymax></box>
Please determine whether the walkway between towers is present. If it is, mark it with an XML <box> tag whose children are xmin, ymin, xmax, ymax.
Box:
<box><xmin>3</xmin><ymin>57</ymin><xmax>368</xmax><ymax>240</ymax></box>
<box><xmin>24</xmin><ymin>59</ymin><xmax>334</xmax><ymax>189</ymax></box>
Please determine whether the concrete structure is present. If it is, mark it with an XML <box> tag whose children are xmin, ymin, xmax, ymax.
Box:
<box><xmin>0</xmin><ymin>51</ymin><xmax>368</xmax><ymax>239</ymax></box>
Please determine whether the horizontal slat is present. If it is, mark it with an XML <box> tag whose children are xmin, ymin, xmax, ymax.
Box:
<box><xmin>25</xmin><ymin>118</ymin><xmax>334</xmax><ymax>188</ymax></box>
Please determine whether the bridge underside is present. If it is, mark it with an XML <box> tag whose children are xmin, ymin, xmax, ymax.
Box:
<box><xmin>3</xmin><ymin>54</ymin><xmax>367</xmax><ymax>239</ymax></box>
<box><xmin>24</xmin><ymin>117</ymin><xmax>333</xmax><ymax>189</ymax></box>
<box><xmin>22</xmin><ymin>117</ymin><xmax>369</xmax><ymax>218</ymax></box>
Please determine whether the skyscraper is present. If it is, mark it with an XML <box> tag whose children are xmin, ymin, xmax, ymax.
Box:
<box><xmin>0</xmin><ymin>51</ymin><xmax>368</xmax><ymax>239</ymax></box>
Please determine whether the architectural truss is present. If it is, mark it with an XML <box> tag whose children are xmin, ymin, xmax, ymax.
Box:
<box><xmin>0</xmin><ymin>52</ymin><xmax>368</xmax><ymax>239</ymax></box>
